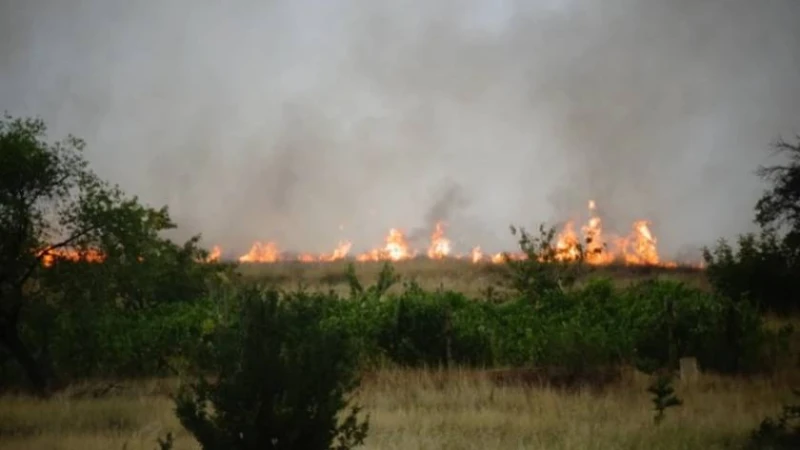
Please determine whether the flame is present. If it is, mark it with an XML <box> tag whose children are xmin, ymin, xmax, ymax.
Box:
<box><xmin>206</xmin><ymin>245</ymin><xmax>222</xmax><ymax>262</ymax></box>
<box><xmin>41</xmin><ymin>248</ymin><xmax>105</xmax><ymax>267</ymax></box>
<box><xmin>542</xmin><ymin>200</ymin><xmax>670</xmax><ymax>266</ymax></box>
<box><xmin>427</xmin><ymin>222</ymin><xmax>452</xmax><ymax>259</ymax></box>
<box><xmin>298</xmin><ymin>241</ymin><xmax>353</xmax><ymax>262</ymax></box>
<box><xmin>356</xmin><ymin>228</ymin><xmax>415</xmax><ymax>262</ymax></box>
<box><xmin>620</xmin><ymin>220</ymin><xmax>660</xmax><ymax>266</ymax></box>
<box><xmin>554</xmin><ymin>222</ymin><xmax>582</xmax><ymax>261</ymax></box>
<box><xmin>44</xmin><ymin>199</ymin><xmax>690</xmax><ymax>268</ymax></box>
<box><xmin>470</xmin><ymin>247</ymin><xmax>483</xmax><ymax>263</ymax></box>
<box><xmin>238</xmin><ymin>241</ymin><xmax>280</xmax><ymax>263</ymax></box>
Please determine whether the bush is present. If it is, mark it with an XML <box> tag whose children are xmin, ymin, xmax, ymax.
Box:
<box><xmin>324</xmin><ymin>273</ymin><xmax>773</xmax><ymax>375</ymax></box>
<box><xmin>174</xmin><ymin>286</ymin><xmax>369</xmax><ymax>450</ymax></box>
<box><xmin>703</xmin><ymin>230</ymin><xmax>800</xmax><ymax>315</ymax></box>
<box><xmin>745</xmin><ymin>389</ymin><xmax>800</xmax><ymax>449</ymax></box>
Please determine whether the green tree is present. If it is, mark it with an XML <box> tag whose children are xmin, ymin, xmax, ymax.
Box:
<box><xmin>755</xmin><ymin>135</ymin><xmax>800</xmax><ymax>249</ymax></box>
<box><xmin>0</xmin><ymin>113</ymin><xmax>224</xmax><ymax>392</ymax></box>
<box><xmin>175</xmin><ymin>287</ymin><xmax>369</xmax><ymax>450</ymax></box>
<box><xmin>703</xmin><ymin>135</ymin><xmax>800</xmax><ymax>314</ymax></box>
<box><xmin>502</xmin><ymin>224</ymin><xmax>588</xmax><ymax>304</ymax></box>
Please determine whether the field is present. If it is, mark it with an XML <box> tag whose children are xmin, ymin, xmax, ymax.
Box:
<box><xmin>1</xmin><ymin>259</ymin><xmax>795</xmax><ymax>450</ymax></box>
<box><xmin>235</xmin><ymin>258</ymin><xmax>710</xmax><ymax>296</ymax></box>
<box><xmin>0</xmin><ymin>367</ymin><xmax>795</xmax><ymax>450</ymax></box>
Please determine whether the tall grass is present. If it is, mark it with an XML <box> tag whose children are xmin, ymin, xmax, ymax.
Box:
<box><xmin>0</xmin><ymin>369</ymin><xmax>792</xmax><ymax>450</ymax></box>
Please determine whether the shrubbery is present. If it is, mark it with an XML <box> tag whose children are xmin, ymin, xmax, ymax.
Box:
<box><xmin>702</xmin><ymin>135</ymin><xmax>800</xmax><ymax>316</ymax></box>
<box><xmin>0</xmin><ymin>262</ymin><xmax>782</xmax><ymax>389</ymax></box>
<box><xmin>174</xmin><ymin>287</ymin><xmax>369</xmax><ymax>450</ymax></box>
<box><xmin>703</xmin><ymin>230</ymin><xmax>800</xmax><ymax>315</ymax></box>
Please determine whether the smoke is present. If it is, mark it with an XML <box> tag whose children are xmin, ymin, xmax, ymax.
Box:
<box><xmin>1</xmin><ymin>0</ymin><xmax>799</xmax><ymax>257</ymax></box>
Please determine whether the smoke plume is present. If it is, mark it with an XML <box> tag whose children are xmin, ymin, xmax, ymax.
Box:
<box><xmin>1</xmin><ymin>0</ymin><xmax>799</xmax><ymax>257</ymax></box>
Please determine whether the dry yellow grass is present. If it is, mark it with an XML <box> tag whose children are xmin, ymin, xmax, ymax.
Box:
<box><xmin>234</xmin><ymin>259</ymin><xmax>708</xmax><ymax>297</ymax></box>
<box><xmin>0</xmin><ymin>368</ymin><xmax>790</xmax><ymax>450</ymax></box>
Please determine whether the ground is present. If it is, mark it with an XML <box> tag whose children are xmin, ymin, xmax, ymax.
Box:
<box><xmin>0</xmin><ymin>368</ymin><xmax>794</xmax><ymax>449</ymax></box>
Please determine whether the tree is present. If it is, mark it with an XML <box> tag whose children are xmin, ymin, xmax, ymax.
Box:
<box><xmin>174</xmin><ymin>287</ymin><xmax>369</xmax><ymax>450</ymax></box>
<box><xmin>0</xmin><ymin>113</ymin><xmax>223</xmax><ymax>392</ymax></box>
<box><xmin>502</xmin><ymin>224</ymin><xmax>588</xmax><ymax>304</ymax></box>
<box><xmin>755</xmin><ymin>135</ymin><xmax>800</xmax><ymax>251</ymax></box>
<box><xmin>702</xmin><ymin>135</ymin><xmax>800</xmax><ymax>314</ymax></box>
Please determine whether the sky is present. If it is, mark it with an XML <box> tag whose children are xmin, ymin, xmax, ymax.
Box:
<box><xmin>1</xmin><ymin>0</ymin><xmax>799</xmax><ymax>259</ymax></box>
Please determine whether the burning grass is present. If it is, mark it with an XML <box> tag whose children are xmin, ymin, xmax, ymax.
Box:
<box><xmin>0</xmin><ymin>368</ymin><xmax>792</xmax><ymax>450</ymax></box>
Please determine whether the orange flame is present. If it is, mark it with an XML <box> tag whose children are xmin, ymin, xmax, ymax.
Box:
<box><xmin>206</xmin><ymin>245</ymin><xmax>222</xmax><ymax>262</ymax></box>
<box><xmin>40</xmin><ymin>248</ymin><xmax>105</xmax><ymax>267</ymax></box>
<box><xmin>238</xmin><ymin>241</ymin><xmax>280</xmax><ymax>263</ymax></box>
<box><xmin>554</xmin><ymin>222</ymin><xmax>582</xmax><ymax>262</ymax></box>
<box><xmin>297</xmin><ymin>241</ymin><xmax>353</xmax><ymax>262</ymax></box>
<box><xmin>210</xmin><ymin>200</ymin><xmax>697</xmax><ymax>267</ymax></box>
<box><xmin>427</xmin><ymin>222</ymin><xmax>452</xmax><ymax>259</ymax></box>
<box><xmin>470</xmin><ymin>246</ymin><xmax>483</xmax><ymax>263</ymax></box>
<box><xmin>356</xmin><ymin>228</ymin><xmax>415</xmax><ymax>262</ymax></box>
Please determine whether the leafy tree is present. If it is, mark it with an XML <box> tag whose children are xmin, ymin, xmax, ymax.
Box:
<box><xmin>703</xmin><ymin>135</ymin><xmax>800</xmax><ymax>314</ymax></box>
<box><xmin>0</xmin><ymin>113</ymin><xmax>224</xmax><ymax>392</ymax></box>
<box><xmin>755</xmin><ymin>136</ymin><xmax>800</xmax><ymax>250</ymax></box>
<box><xmin>703</xmin><ymin>231</ymin><xmax>799</xmax><ymax>314</ymax></box>
<box><xmin>502</xmin><ymin>224</ymin><xmax>588</xmax><ymax>303</ymax></box>
<box><xmin>174</xmin><ymin>287</ymin><xmax>369</xmax><ymax>450</ymax></box>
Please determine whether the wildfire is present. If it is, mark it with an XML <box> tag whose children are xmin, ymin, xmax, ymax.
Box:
<box><xmin>356</xmin><ymin>228</ymin><xmax>415</xmax><ymax>262</ymax></box>
<box><xmin>298</xmin><ymin>241</ymin><xmax>353</xmax><ymax>263</ymax></box>
<box><xmin>238</xmin><ymin>241</ymin><xmax>280</xmax><ymax>263</ymax></box>
<box><xmin>206</xmin><ymin>245</ymin><xmax>222</xmax><ymax>262</ymax></box>
<box><xmin>227</xmin><ymin>200</ymin><xmax>687</xmax><ymax>267</ymax></box>
<box><xmin>470</xmin><ymin>246</ymin><xmax>483</xmax><ymax>263</ymax></box>
<box><xmin>554</xmin><ymin>222</ymin><xmax>582</xmax><ymax>262</ymax></box>
<box><xmin>40</xmin><ymin>248</ymin><xmax>105</xmax><ymax>267</ymax></box>
<box><xmin>427</xmin><ymin>222</ymin><xmax>452</xmax><ymax>259</ymax></box>
<box><xmin>548</xmin><ymin>201</ymin><xmax>666</xmax><ymax>266</ymax></box>
<box><xmin>37</xmin><ymin>200</ymin><xmax>693</xmax><ymax>268</ymax></box>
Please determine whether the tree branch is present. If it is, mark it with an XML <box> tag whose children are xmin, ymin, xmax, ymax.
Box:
<box><xmin>15</xmin><ymin>224</ymin><xmax>102</xmax><ymax>290</ymax></box>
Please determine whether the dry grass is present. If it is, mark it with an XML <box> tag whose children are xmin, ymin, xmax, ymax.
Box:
<box><xmin>235</xmin><ymin>258</ymin><xmax>708</xmax><ymax>297</ymax></box>
<box><xmin>0</xmin><ymin>368</ymin><xmax>791</xmax><ymax>450</ymax></box>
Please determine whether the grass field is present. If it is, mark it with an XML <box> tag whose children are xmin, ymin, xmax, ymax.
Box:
<box><xmin>235</xmin><ymin>258</ymin><xmax>709</xmax><ymax>297</ymax></box>
<box><xmin>0</xmin><ymin>367</ymin><xmax>794</xmax><ymax>450</ymax></box>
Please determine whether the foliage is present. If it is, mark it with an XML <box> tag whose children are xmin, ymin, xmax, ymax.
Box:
<box><xmin>702</xmin><ymin>135</ymin><xmax>800</xmax><ymax>315</ymax></box>
<box><xmin>703</xmin><ymin>230</ymin><xmax>800</xmax><ymax>314</ymax></box>
<box><xmin>754</xmin><ymin>136</ymin><xmax>800</xmax><ymax>245</ymax></box>
<box><xmin>174</xmin><ymin>287</ymin><xmax>369</xmax><ymax>450</ymax></box>
<box><xmin>502</xmin><ymin>224</ymin><xmax>588</xmax><ymax>303</ymax></box>
<box><xmin>313</xmin><ymin>275</ymin><xmax>773</xmax><ymax>375</ymax></box>
<box><xmin>647</xmin><ymin>374</ymin><xmax>682</xmax><ymax>425</ymax></box>
<box><xmin>745</xmin><ymin>389</ymin><xmax>800</xmax><ymax>449</ymax></box>
<box><xmin>1</xmin><ymin>272</ymin><xmax>778</xmax><ymax>391</ymax></box>
<box><xmin>0</xmin><ymin>113</ymin><xmax>228</xmax><ymax>393</ymax></box>
<box><xmin>344</xmin><ymin>261</ymin><xmax>398</xmax><ymax>299</ymax></box>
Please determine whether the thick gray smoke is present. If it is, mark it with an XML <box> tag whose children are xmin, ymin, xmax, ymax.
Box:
<box><xmin>1</xmin><ymin>0</ymin><xmax>799</xmax><ymax>258</ymax></box>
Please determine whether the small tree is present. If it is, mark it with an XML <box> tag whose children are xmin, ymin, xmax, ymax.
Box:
<box><xmin>755</xmin><ymin>136</ymin><xmax>800</xmax><ymax>248</ymax></box>
<box><xmin>0</xmin><ymin>113</ymin><xmax>224</xmax><ymax>392</ymax></box>
<box><xmin>647</xmin><ymin>373</ymin><xmax>682</xmax><ymax>425</ymax></box>
<box><xmin>174</xmin><ymin>287</ymin><xmax>369</xmax><ymax>450</ymax></box>
<box><xmin>502</xmin><ymin>224</ymin><xmax>588</xmax><ymax>304</ymax></box>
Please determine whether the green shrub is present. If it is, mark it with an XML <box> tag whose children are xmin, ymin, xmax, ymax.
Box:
<box><xmin>703</xmin><ymin>230</ymin><xmax>800</xmax><ymax>315</ymax></box>
<box><xmin>174</xmin><ymin>286</ymin><xmax>368</xmax><ymax>450</ymax></box>
<box><xmin>17</xmin><ymin>300</ymin><xmax>215</xmax><ymax>381</ymax></box>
